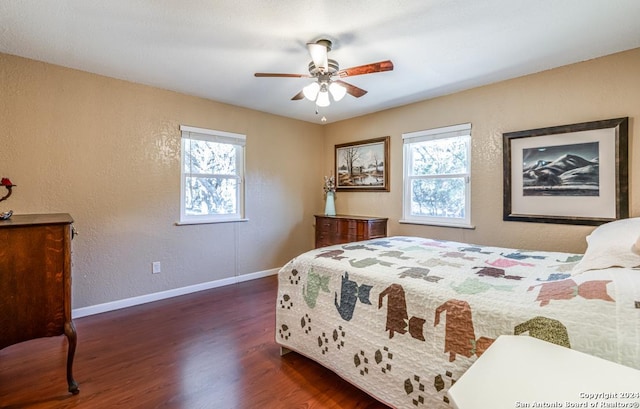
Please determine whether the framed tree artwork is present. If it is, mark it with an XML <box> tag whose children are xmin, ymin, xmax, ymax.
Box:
<box><xmin>335</xmin><ymin>136</ymin><xmax>390</xmax><ymax>192</ymax></box>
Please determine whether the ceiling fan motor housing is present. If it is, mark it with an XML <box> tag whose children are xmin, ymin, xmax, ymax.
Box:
<box><xmin>308</xmin><ymin>59</ymin><xmax>339</xmax><ymax>76</ymax></box>
<box><xmin>314</xmin><ymin>39</ymin><xmax>332</xmax><ymax>52</ymax></box>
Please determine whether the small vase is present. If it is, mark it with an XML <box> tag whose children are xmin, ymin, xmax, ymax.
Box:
<box><xmin>324</xmin><ymin>191</ymin><xmax>336</xmax><ymax>216</ymax></box>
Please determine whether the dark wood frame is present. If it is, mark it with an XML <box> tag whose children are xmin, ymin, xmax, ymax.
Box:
<box><xmin>503</xmin><ymin>117</ymin><xmax>628</xmax><ymax>225</ymax></box>
<box><xmin>335</xmin><ymin>136</ymin><xmax>390</xmax><ymax>192</ymax></box>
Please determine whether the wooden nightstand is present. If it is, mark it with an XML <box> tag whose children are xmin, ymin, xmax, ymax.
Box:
<box><xmin>314</xmin><ymin>214</ymin><xmax>388</xmax><ymax>248</ymax></box>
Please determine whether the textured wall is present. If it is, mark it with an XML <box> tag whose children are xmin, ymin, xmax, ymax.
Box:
<box><xmin>2</xmin><ymin>48</ymin><xmax>638</xmax><ymax>310</ymax></box>
<box><xmin>0</xmin><ymin>53</ymin><xmax>324</xmax><ymax>309</ymax></box>
<box><xmin>324</xmin><ymin>48</ymin><xmax>640</xmax><ymax>254</ymax></box>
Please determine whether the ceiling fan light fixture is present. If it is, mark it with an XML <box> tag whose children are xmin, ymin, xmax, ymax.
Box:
<box><xmin>255</xmin><ymin>36</ymin><xmax>393</xmax><ymax>113</ymax></box>
<box><xmin>329</xmin><ymin>82</ymin><xmax>347</xmax><ymax>101</ymax></box>
<box><xmin>316</xmin><ymin>89</ymin><xmax>330</xmax><ymax>107</ymax></box>
<box><xmin>307</xmin><ymin>42</ymin><xmax>329</xmax><ymax>73</ymax></box>
<box><xmin>302</xmin><ymin>82</ymin><xmax>320</xmax><ymax>101</ymax></box>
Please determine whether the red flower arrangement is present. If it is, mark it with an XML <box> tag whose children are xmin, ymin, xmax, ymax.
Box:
<box><xmin>1</xmin><ymin>177</ymin><xmax>15</xmax><ymax>203</ymax></box>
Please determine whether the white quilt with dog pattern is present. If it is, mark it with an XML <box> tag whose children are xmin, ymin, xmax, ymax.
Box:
<box><xmin>275</xmin><ymin>236</ymin><xmax>640</xmax><ymax>408</ymax></box>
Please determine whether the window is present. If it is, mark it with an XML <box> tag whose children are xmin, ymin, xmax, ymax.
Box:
<box><xmin>402</xmin><ymin>123</ymin><xmax>472</xmax><ymax>227</ymax></box>
<box><xmin>180</xmin><ymin>125</ymin><xmax>246</xmax><ymax>224</ymax></box>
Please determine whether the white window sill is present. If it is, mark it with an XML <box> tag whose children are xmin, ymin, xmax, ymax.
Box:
<box><xmin>399</xmin><ymin>219</ymin><xmax>475</xmax><ymax>229</ymax></box>
<box><xmin>175</xmin><ymin>218</ymin><xmax>249</xmax><ymax>226</ymax></box>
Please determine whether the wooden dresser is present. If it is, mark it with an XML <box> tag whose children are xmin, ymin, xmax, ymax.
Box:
<box><xmin>0</xmin><ymin>213</ymin><xmax>79</xmax><ymax>394</ymax></box>
<box><xmin>314</xmin><ymin>214</ymin><xmax>388</xmax><ymax>248</ymax></box>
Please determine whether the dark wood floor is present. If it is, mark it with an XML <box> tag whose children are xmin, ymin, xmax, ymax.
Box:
<box><xmin>0</xmin><ymin>275</ymin><xmax>388</xmax><ymax>409</ymax></box>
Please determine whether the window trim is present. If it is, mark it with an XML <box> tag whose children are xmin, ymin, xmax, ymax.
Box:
<box><xmin>179</xmin><ymin>125</ymin><xmax>246</xmax><ymax>225</ymax></box>
<box><xmin>401</xmin><ymin>123</ymin><xmax>473</xmax><ymax>228</ymax></box>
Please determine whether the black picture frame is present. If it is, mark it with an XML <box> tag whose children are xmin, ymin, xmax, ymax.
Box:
<box><xmin>503</xmin><ymin>117</ymin><xmax>628</xmax><ymax>225</ymax></box>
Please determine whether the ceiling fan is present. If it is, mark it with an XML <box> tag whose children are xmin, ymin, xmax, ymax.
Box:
<box><xmin>254</xmin><ymin>39</ymin><xmax>394</xmax><ymax>107</ymax></box>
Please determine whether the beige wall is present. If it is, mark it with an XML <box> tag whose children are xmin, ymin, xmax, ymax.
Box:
<box><xmin>324</xmin><ymin>48</ymin><xmax>640</xmax><ymax>254</ymax></box>
<box><xmin>0</xmin><ymin>53</ymin><xmax>324</xmax><ymax>309</ymax></box>
<box><xmin>2</xmin><ymin>48</ymin><xmax>638</xmax><ymax>310</ymax></box>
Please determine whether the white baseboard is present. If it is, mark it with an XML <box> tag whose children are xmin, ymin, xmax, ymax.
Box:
<box><xmin>72</xmin><ymin>268</ymin><xmax>280</xmax><ymax>319</ymax></box>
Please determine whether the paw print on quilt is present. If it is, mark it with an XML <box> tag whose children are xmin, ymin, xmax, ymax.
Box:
<box><xmin>353</xmin><ymin>350</ymin><xmax>370</xmax><ymax>376</ymax></box>
<box><xmin>404</xmin><ymin>374</ymin><xmax>426</xmax><ymax>406</ymax></box>
<box><xmin>278</xmin><ymin>324</ymin><xmax>292</xmax><ymax>341</ymax></box>
<box><xmin>332</xmin><ymin>325</ymin><xmax>346</xmax><ymax>350</ymax></box>
<box><xmin>317</xmin><ymin>332</ymin><xmax>330</xmax><ymax>355</ymax></box>
<box><xmin>288</xmin><ymin>269</ymin><xmax>300</xmax><ymax>285</ymax></box>
<box><xmin>279</xmin><ymin>294</ymin><xmax>293</xmax><ymax>310</ymax></box>
<box><xmin>374</xmin><ymin>346</ymin><xmax>393</xmax><ymax>374</ymax></box>
<box><xmin>300</xmin><ymin>313</ymin><xmax>312</xmax><ymax>335</ymax></box>
<box><xmin>354</xmin><ymin>347</ymin><xmax>393</xmax><ymax>376</ymax></box>
<box><xmin>434</xmin><ymin>371</ymin><xmax>457</xmax><ymax>404</ymax></box>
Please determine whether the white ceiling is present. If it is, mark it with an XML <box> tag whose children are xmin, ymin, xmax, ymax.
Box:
<box><xmin>2</xmin><ymin>0</ymin><xmax>640</xmax><ymax>124</ymax></box>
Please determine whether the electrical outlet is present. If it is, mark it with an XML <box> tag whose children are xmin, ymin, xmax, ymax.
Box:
<box><xmin>152</xmin><ymin>261</ymin><xmax>161</xmax><ymax>274</ymax></box>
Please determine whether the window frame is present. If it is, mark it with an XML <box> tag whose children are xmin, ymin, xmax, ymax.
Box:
<box><xmin>401</xmin><ymin>123</ymin><xmax>472</xmax><ymax>228</ymax></box>
<box><xmin>179</xmin><ymin>125</ymin><xmax>246</xmax><ymax>225</ymax></box>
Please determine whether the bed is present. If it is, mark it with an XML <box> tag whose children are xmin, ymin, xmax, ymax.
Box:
<box><xmin>275</xmin><ymin>217</ymin><xmax>640</xmax><ymax>408</ymax></box>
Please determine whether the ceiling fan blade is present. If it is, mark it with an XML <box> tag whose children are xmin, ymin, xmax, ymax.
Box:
<box><xmin>291</xmin><ymin>90</ymin><xmax>305</xmax><ymax>100</ymax></box>
<box><xmin>337</xmin><ymin>60</ymin><xmax>394</xmax><ymax>78</ymax></box>
<box><xmin>334</xmin><ymin>80</ymin><xmax>368</xmax><ymax>98</ymax></box>
<box><xmin>307</xmin><ymin>42</ymin><xmax>328</xmax><ymax>73</ymax></box>
<box><xmin>254</xmin><ymin>73</ymin><xmax>311</xmax><ymax>78</ymax></box>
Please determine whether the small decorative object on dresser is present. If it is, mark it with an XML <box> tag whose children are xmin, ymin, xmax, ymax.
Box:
<box><xmin>0</xmin><ymin>177</ymin><xmax>16</xmax><ymax>219</ymax></box>
<box><xmin>0</xmin><ymin>213</ymin><xmax>79</xmax><ymax>394</ymax></box>
<box><xmin>314</xmin><ymin>214</ymin><xmax>388</xmax><ymax>248</ymax></box>
<box><xmin>323</xmin><ymin>175</ymin><xmax>336</xmax><ymax>216</ymax></box>
<box><xmin>0</xmin><ymin>177</ymin><xmax>15</xmax><ymax>201</ymax></box>
<box><xmin>324</xmin><ymin>192</ymin><xmax>336</xmax><ymax>216</ymax></box>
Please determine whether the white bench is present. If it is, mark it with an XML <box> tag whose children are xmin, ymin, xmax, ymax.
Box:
<box><xmin>447</xmin><ymin>335</ymin><xmax>640</xmax><ymax>409</ymax></box>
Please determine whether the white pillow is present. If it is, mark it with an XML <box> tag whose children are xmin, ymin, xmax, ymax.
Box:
<box><xmin>572</xmin><ymin>217</ymin><xmax>640</xmax><ymax>275</ymax></box>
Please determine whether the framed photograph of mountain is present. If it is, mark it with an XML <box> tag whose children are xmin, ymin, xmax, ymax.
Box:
<box><xmin>503</xmin><ymin>117</ymin><xmax>628</xmax><ymax>225</ymax></box>
<box><xmin>335</xmin><ymin>136</ymin><xmax>390</xmax><ymax>192</ymax></box>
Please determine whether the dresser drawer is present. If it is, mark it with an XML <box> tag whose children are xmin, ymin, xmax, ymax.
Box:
<box><xmin>316</xmin><ymin>217</ymin><xmax>339</xmax><ymax>234</ymax></box>
<box><xmin>314</xmin><ymin>215</ymin><xmax>388</xmax><ymax>248</ymax></box>
<box><xmin>367</xmin><ymin>220</ymin><xmax>387</xmax><ymax>238</ymax></box>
